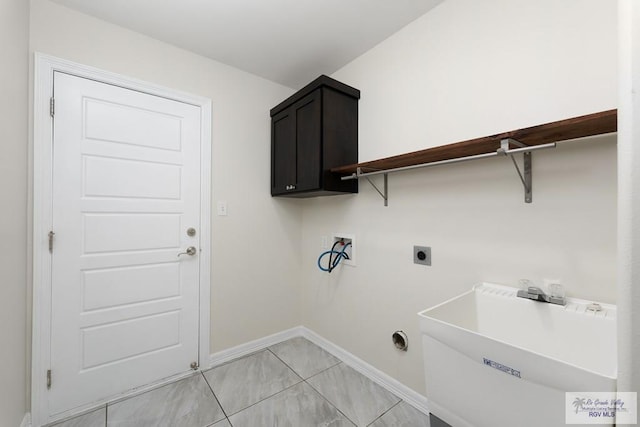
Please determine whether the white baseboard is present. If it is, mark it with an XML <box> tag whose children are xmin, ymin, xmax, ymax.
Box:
<box><xmin>208</xmin><ymin>326</ymin><xmax>430</xmax><ymax>416</ymax></box>
<box><xmin>208</xmin><ymin>326</ymin><xmax>303</xmax><ymax>368</ymax></box>
<box><xmin>20</xmin><ymin>412</ymin><xmax>31</xmax><ymax>427</ymax></box>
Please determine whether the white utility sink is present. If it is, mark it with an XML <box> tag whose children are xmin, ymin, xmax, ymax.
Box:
<box><xmin>418</xmin><ymin>282</ymin><xmax>616</xmax><ymax>427</ymax></box>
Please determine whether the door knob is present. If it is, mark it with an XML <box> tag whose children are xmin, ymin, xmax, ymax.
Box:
<box><xmin>177</xmin><ymin>246</ymin><xmax>197</xmax><ymax>257</ymax></box>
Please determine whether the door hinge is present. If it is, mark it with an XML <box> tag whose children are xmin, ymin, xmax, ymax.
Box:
<box><xmin>47</xmin><ymin>369</ymin><xmax>52</xmax><ymax>389</ymax></box>
<box><xmin>50</xmin><ymin>97</ymin><xmax>55</xmax><ymax>117</ymax></box>
<box><xmin>190</xmin><ymin>361</ymin><xmax>199</xmax><ymax>370</ymax></box>
<box><xmin>48</xmin><ymin>231</ymin><xmax>55</xmax><ymax>253</ymax></box>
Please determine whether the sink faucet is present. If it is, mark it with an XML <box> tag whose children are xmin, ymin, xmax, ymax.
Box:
<box><xmin>517</xmin><ymin>285</ymin><xmax>566</xmax><ymax>305</ymax></box>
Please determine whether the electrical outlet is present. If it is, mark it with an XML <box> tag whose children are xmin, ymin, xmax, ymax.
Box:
<box><xmin>332</xmin><ymin>233</ymin><xmax>355</xmax><ymax>267</ymax></box>
<box><xmin>414</xmin><ymin>246</ymin><xmax>431</xmax><ymax>266</ymax></box>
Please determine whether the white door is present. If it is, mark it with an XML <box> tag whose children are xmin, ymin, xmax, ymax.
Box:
<box><xmin>50</xmin><ymin>71</ymin><xmax>202</xmax><ymax>415</ymax></box>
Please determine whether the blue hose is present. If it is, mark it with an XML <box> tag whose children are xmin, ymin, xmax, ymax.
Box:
<box><xmin>317</xmin><ymin>242</ymin><xmax>352</xmax><ymax>272</ymax></box>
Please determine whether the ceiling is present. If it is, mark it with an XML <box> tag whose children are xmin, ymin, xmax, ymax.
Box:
<box><xmin>52</xmin><ymin>0</ymin><xmax>443</xmax><ymax>88</ymax></box>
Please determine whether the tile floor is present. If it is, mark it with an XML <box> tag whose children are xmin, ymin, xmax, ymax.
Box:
<box><xmin>50</xmin><ymin>337</ymin><xmax>431</xmax><ymax>427</ymax></box>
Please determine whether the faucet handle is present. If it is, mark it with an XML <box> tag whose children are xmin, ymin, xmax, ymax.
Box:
<box><xmin>547</xmin><ymin>283</ymin><xmax>566</xmax><ymax>305</ymax></box>
<box><xmin>548</xmin><ymin>283</ymin><xmax>565</xmax><ymax>299</ymax></box>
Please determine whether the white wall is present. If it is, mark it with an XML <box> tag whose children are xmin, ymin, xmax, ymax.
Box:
<box><xmin>618</xmin><ymin>0</ymin><xmax>640</xmax><ymax>403</ymax></box>
<box><xmin>0</xmin><ymin>0</ymin><xmax>30</xmax><ymax>425</ymax></box>
<box><xmin>29</xmin><ymin>0</ymin><xmax>300</xmax><ymax>356</ymax></box>
<box><xmin>301</xmin><ymin>0</ymin><xmax>618</xmax><ymax>395</ymax></box>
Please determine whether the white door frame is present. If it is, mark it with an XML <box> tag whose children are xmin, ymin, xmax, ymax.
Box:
<box><xmin>32</xmin><ymin>53</ymin><xmax>212</xmax><ymax>426</ymax></box>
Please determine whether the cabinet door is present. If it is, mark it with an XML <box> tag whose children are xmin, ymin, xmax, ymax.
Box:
<box><xmin>294</xmin><ymin>90</ymin><xmax>321</xmax><ymax>192</ymax></box>
<box><xmin>271</xmin><ymin>109</ymin><xmax>296</xmax><ymax>195</ymax></box>
<box><xmin>271</xmin><ymin>90</ymin><xmax>321</xmax><ymax>195</ymax></box>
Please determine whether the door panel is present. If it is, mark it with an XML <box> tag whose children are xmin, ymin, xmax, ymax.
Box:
<box><xmin>82</xmin><ymin>263</ymin><xmax>180</xmax><ymax>311</ymax></box>
<box><xmin>294</xmin><ymin>91</ymin><xmax>321</xmax><ymax>191</ymax></box>
<box><xmin>83</xmin><ymin>156</ymin><xmax>182</xmax><ymax>199</ymax></box>
<box><xmin>81</xmin><ymin>310</ymin><xmax>181</xmax><ymax>369</ymax></box>
<box><xmin>82</xmin><ymin>213</ymin><xmax>180</xmax><ymax>253</ymax></box>
<box><xmin>271</xmin><ymin>110</ymin><xmax>296</xmax><ymax>193</ymax></box>
<box><xmin>84</xmin><ymin>98</ymin><xmax>183</xmax><ymax>150</ymax></box>
<box><xmin>50</xmin><ymin>71</ymin><xmax>201</xmax><ymax>415</ymax></box>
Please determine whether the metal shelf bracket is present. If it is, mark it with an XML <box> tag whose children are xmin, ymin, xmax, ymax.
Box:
<box><xmin>499</xmin><ymin>138</ymin><xmax>532</xmax><ymax>203</ymax></box>
<box><xmin>357</xmin><ymin>167</ymin><xmax>388</xmax><ymax>206</ymax></box>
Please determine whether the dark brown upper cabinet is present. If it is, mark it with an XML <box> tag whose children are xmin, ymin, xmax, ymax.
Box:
<box><xmin>270</xmin><ymin>75</ymin><xmax>360</xmax><ymax>197</ymax></box>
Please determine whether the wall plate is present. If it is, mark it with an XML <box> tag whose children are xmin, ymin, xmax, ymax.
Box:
<box><xmin>332</xmin><ymin>233</ymin><xmax>355</xmax><ymax>267</ymax></box>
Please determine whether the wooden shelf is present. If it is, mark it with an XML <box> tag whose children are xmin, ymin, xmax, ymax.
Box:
<box><xmin>331</xmin><ymin>109</ymin><xmax>617</xmax><ymax>175</ymax></box>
